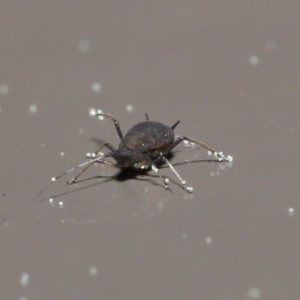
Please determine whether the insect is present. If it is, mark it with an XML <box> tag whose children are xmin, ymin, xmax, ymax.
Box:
<box><xmin>40</xmin><ymin>111</ymin><xmax>232</xmax><ymax>195</ymax></box>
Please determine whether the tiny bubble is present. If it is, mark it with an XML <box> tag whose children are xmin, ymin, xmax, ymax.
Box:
<box><xmin>92</xmin><ymin>83</ymin><xmax>101</xmax><ymax>93</ymax></box>
<box><xmin>205</xmin><ymin>237</ymin><xmax>212</xmax><ymax>244</ymax></box>
<box><xmin>266</xmin><ymin>40</ymin><xmax>276</xmax><ymax>50</ymax></box>
<box><xmin>288</xmin><ymin>207</ymin><xmax>294</xmax><ymax>216</ymax></box>
<box><xmin>49</xmin><ymin>198</ymin><xmax>53</xmax><ymax>203</ymax></box>
<box><xmin>152</xmin><ymin>165</ymin><xmax>158</xmax><ymax>173</ymax></box>
<box><xmin>78</xmin><ymin>39</ymin><xmax>90</xmax><ymax>52</ymax></box>
<box><xmin>29</xmin><ymin>104</ymin><xmax>38</xmax><ymax>114</ymax></box>
<box><xmin>60</xmin><ymin>152</ymin><xmax>65</xmax><ymax>157</ymax></box>
<box><xmin>97</xmin><ymin>109</ymin><xmax>104</xmax><ymax>120</ymax></box>
<box><xmin>89</xmin><ymin>108</ymin><xmax>96</xmax><ymax>116</ymax></box>
<box><xmin>126</xmin><ymin>104</ymin><xmax>133</xmax><ymax>112</ymax></box>
<box><xmin>157</xmin><ymin>202</ymin><xmax>164</xmax><ymax>211</ymax></box>
<box><xmin>186</xmin><ymin>186</ymin><xmax>193</xmax><ymax>192</ymax></box>
<box><xmin>0</xmin><ymin>84</ymin><xmax>8</xmax><ymax>95</ymax></box>
<box><xmin>89</xmin><ymin>267</ymin><xmax>98</xmax><ymax>275</ymax></box>
<box><xmin>246</xmin><ymin>287</ymin><xmax>261</xmax><ymax>299</ymax></box>
<box><xmin>20</xmin><ymin>273</ymin><xmax>30</xmax><ymax>287</ymax></box>
<box><xmin>51</xmin><ymin>177</ymin><xmax>56</xmax><ymax>182</ymax></box>
<box><xmin>227</xmin><ymin>155</ymin><xmax>233</xmax><ymax>162</ymax></box>
<box><xmin>59</xmin><ymin>201</ymin><xmax>64</xmax><ymax>208</ymax></box>
<box><xmin>250</xmin><ymin>55</ymin><xmax>259</xmax><ymax>66</ymax></box>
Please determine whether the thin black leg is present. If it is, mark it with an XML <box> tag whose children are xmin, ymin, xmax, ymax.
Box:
<box><xmin>86</xmin><ymin>142</ymin><xmax>116</xmax><ymax>159</ymax></box>
<box><xmin>161</xmin><ymin>136</ymin><xmax>232</xmax><ymax>162</ymax></box>
<box><xmin>66</xmin><ymin>157</ymin><xmax>117</xmax><ymax>185</ymax></box>
<box><xmin>96</xmin><ymin>112</ymin><xmax>123</xmax><ymax>140</ymax></box>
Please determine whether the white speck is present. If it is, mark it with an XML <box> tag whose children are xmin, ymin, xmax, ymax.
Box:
<box><xmin>266</xmin><ymin>40</ymin><xmax>276</xmax><ymax>50</ymax></box>
<box><xmin>182</xmin><ymin>233</ymin><xmax>187</xmax><ymax>239</ymax></box>
<box><xmin>92</xmin><ymin>82</ymin><xmax>101</xmax><ymax>93</ymax></box>
<box><xmin>59</xmin><ymin>201</ymin><xmax>64</xmax><ymax>208</ymax></box>
<box><xmin>164</xmin><ymin>178</ymin><xmax>170</xmax><ymax>184</ymax></box>
<box><xmin>205</xmin><ymin>237</ymin><xmax>212</xmax><ymax>244</ymax></box>
<box><xmin>79</xmin><ymin>128</ymin><xmax>84</xmax><ymax>133</ymax></box>
<box><xmin>0</xmin><ymin>84</ymin><xmax>8</xmax><ymax>95</ymax></box>
<box><xmin>151</xmin><ymin>165</ymin><xmax>158</xmax><ymax>173</ymax></box>
<box><xmin>49</xmin><ymin>198</ymin><xmax>53</xmax><ymax>203</ymax></box>
<box><xmin>250</xmin><ymin>55</ymin><xmax>259</xmax><ymax>66</ymax></box>
<box><xmin>89</xmin><ymin>107</ymin><xmax>96</xmax><ymax>116</ymax></box>
<box><xmin>60</xmin><ymin>152</ymin><xmax>65</xmax><ymax>157</ymax></box>
<box><xmin>246</xmin><ymin>287</ymin><xmax>261</xmax><ymax>299</ymax></box>
<box><xmin>20</xmin><ymin>273</ymin><xmax>30</xmax><ymax>287</ymax></box>
<box><xmin>29</xmin><ymin>104</ymin><xmax>38</xmax><ymax>114</ymax></box>
<box><xmin>186</xmin><ymin>186</ymin><xmax>193</xmax><ymax>193</ymax></box>
<box><xmin>51</xmin><ymin>177</ymin><xmax>56</xmax><ymax>182</ymax></box>
<box><xmin>78</xmin><ymin>39</ymin><xmax>90</xmax><ymax>52</ymax></box>
<box><xmin>126</xmin><ymin>104</ymin><xmax>133</xmax><ymax>112</ymax></box>
<box><xmin>61</xmin><ymin>219</ymin><xmax>65</xmax><ymax>223</ymax></box>
<box><xmin>182</xmin><ymin>180</ymin><xmax>186</xmax><ymax>185</ymax></box>
<box><xmin>89</xmin><ymin>267</ymin><xmax>98</xmax><ymax>275</ymax></box>
<box><xmin>184</xmin><ymin>140</ymin><xmax>189</xmax><ymax>145</ymax></box>
<box><xmin>207</xmin><ymin>151</ymin><xmax>212</xmax><ymax>155</ymax></box>
<box><xmin>157</xmin><ymin>202</ymin><xmax>164</xmax><ymax>211</ymax></box>
<box><xmin>96</xmin><ymin>109</ymin><xmax>104</xmax><ymax>120</ymax></box>
<box><xmin>288</xmin><ymin>207</ymin><xmax>294</xmax><ymax>216</ymax></box>
<box><xmin>226</xmin><ymin>155</ymin><xmax>233</xmax><ymax>162</ymax></box>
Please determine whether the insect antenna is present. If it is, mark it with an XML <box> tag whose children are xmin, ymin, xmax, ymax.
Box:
<box><xmin>37</xmin><ymin>157</ymin><xmax>102</xmax><ymax>197</ymax></box>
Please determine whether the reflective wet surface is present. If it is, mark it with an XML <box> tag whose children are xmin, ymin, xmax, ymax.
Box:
<box><xmin>1</xmin><ymin>1</ymin><xmax>300</xmax><ymax>299</ymax></box>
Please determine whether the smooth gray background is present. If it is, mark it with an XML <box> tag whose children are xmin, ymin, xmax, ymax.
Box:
<box><xmin>1</xmin><ymin>1</ymin><xmax>299</xmax><ymax>300</ymax></box>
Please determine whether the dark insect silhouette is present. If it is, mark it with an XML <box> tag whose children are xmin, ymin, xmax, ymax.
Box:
<box><xmin>40</xmin><ymin>111</ymin><xmax>232</xmax><ymax>195</ymax></box>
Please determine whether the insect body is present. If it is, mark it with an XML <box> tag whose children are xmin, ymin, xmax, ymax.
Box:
<box><xmin>44</xmin><ymin>111</ymin><xmax>232</xmax><ymax>194</ymax></box>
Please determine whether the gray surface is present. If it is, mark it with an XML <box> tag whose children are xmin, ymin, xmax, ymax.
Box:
<box><xmin>1</xmin><ymin>1</ymin><xmax>299</xmax><ymax>300</ymax></box>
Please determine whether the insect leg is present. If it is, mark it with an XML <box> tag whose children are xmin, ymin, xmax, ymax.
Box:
<box><xmin>38</xmin><ymin>157</ymin><xmax>104</xmax><ymax>196</ymax></box>
<box><xmin>86</xmin><ymin>142</ymin><xmax>115</xmax><ymax>159</ymax></box>
<box><xmin>162</xmin><ymin>136</ymin><xmax>233</xmax><ymax>162</ymax></box>
<box><xmin>150</xmin><ymin>164</ymin><xmax>171</xmax><ymax>191</ymax></box>
<box><xmin>66</xmin><ymin>157</ymin><xmax>117</xmax><ymax>185</ymax></box>
<box><xmin>95</xmin><ymin>112</ymin><xmax>123</xmax><ymax>140</ymax></box>
<box><xmin>158</xmin><ymin>158</ymin><xmax>193</xmax><ymax>192</ymax></box>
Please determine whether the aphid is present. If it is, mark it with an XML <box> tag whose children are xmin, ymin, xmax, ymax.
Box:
<box><xmin>40</xmin><ymin>111</ymin><xmax>232</xmax><ymax>195</ymax></box>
